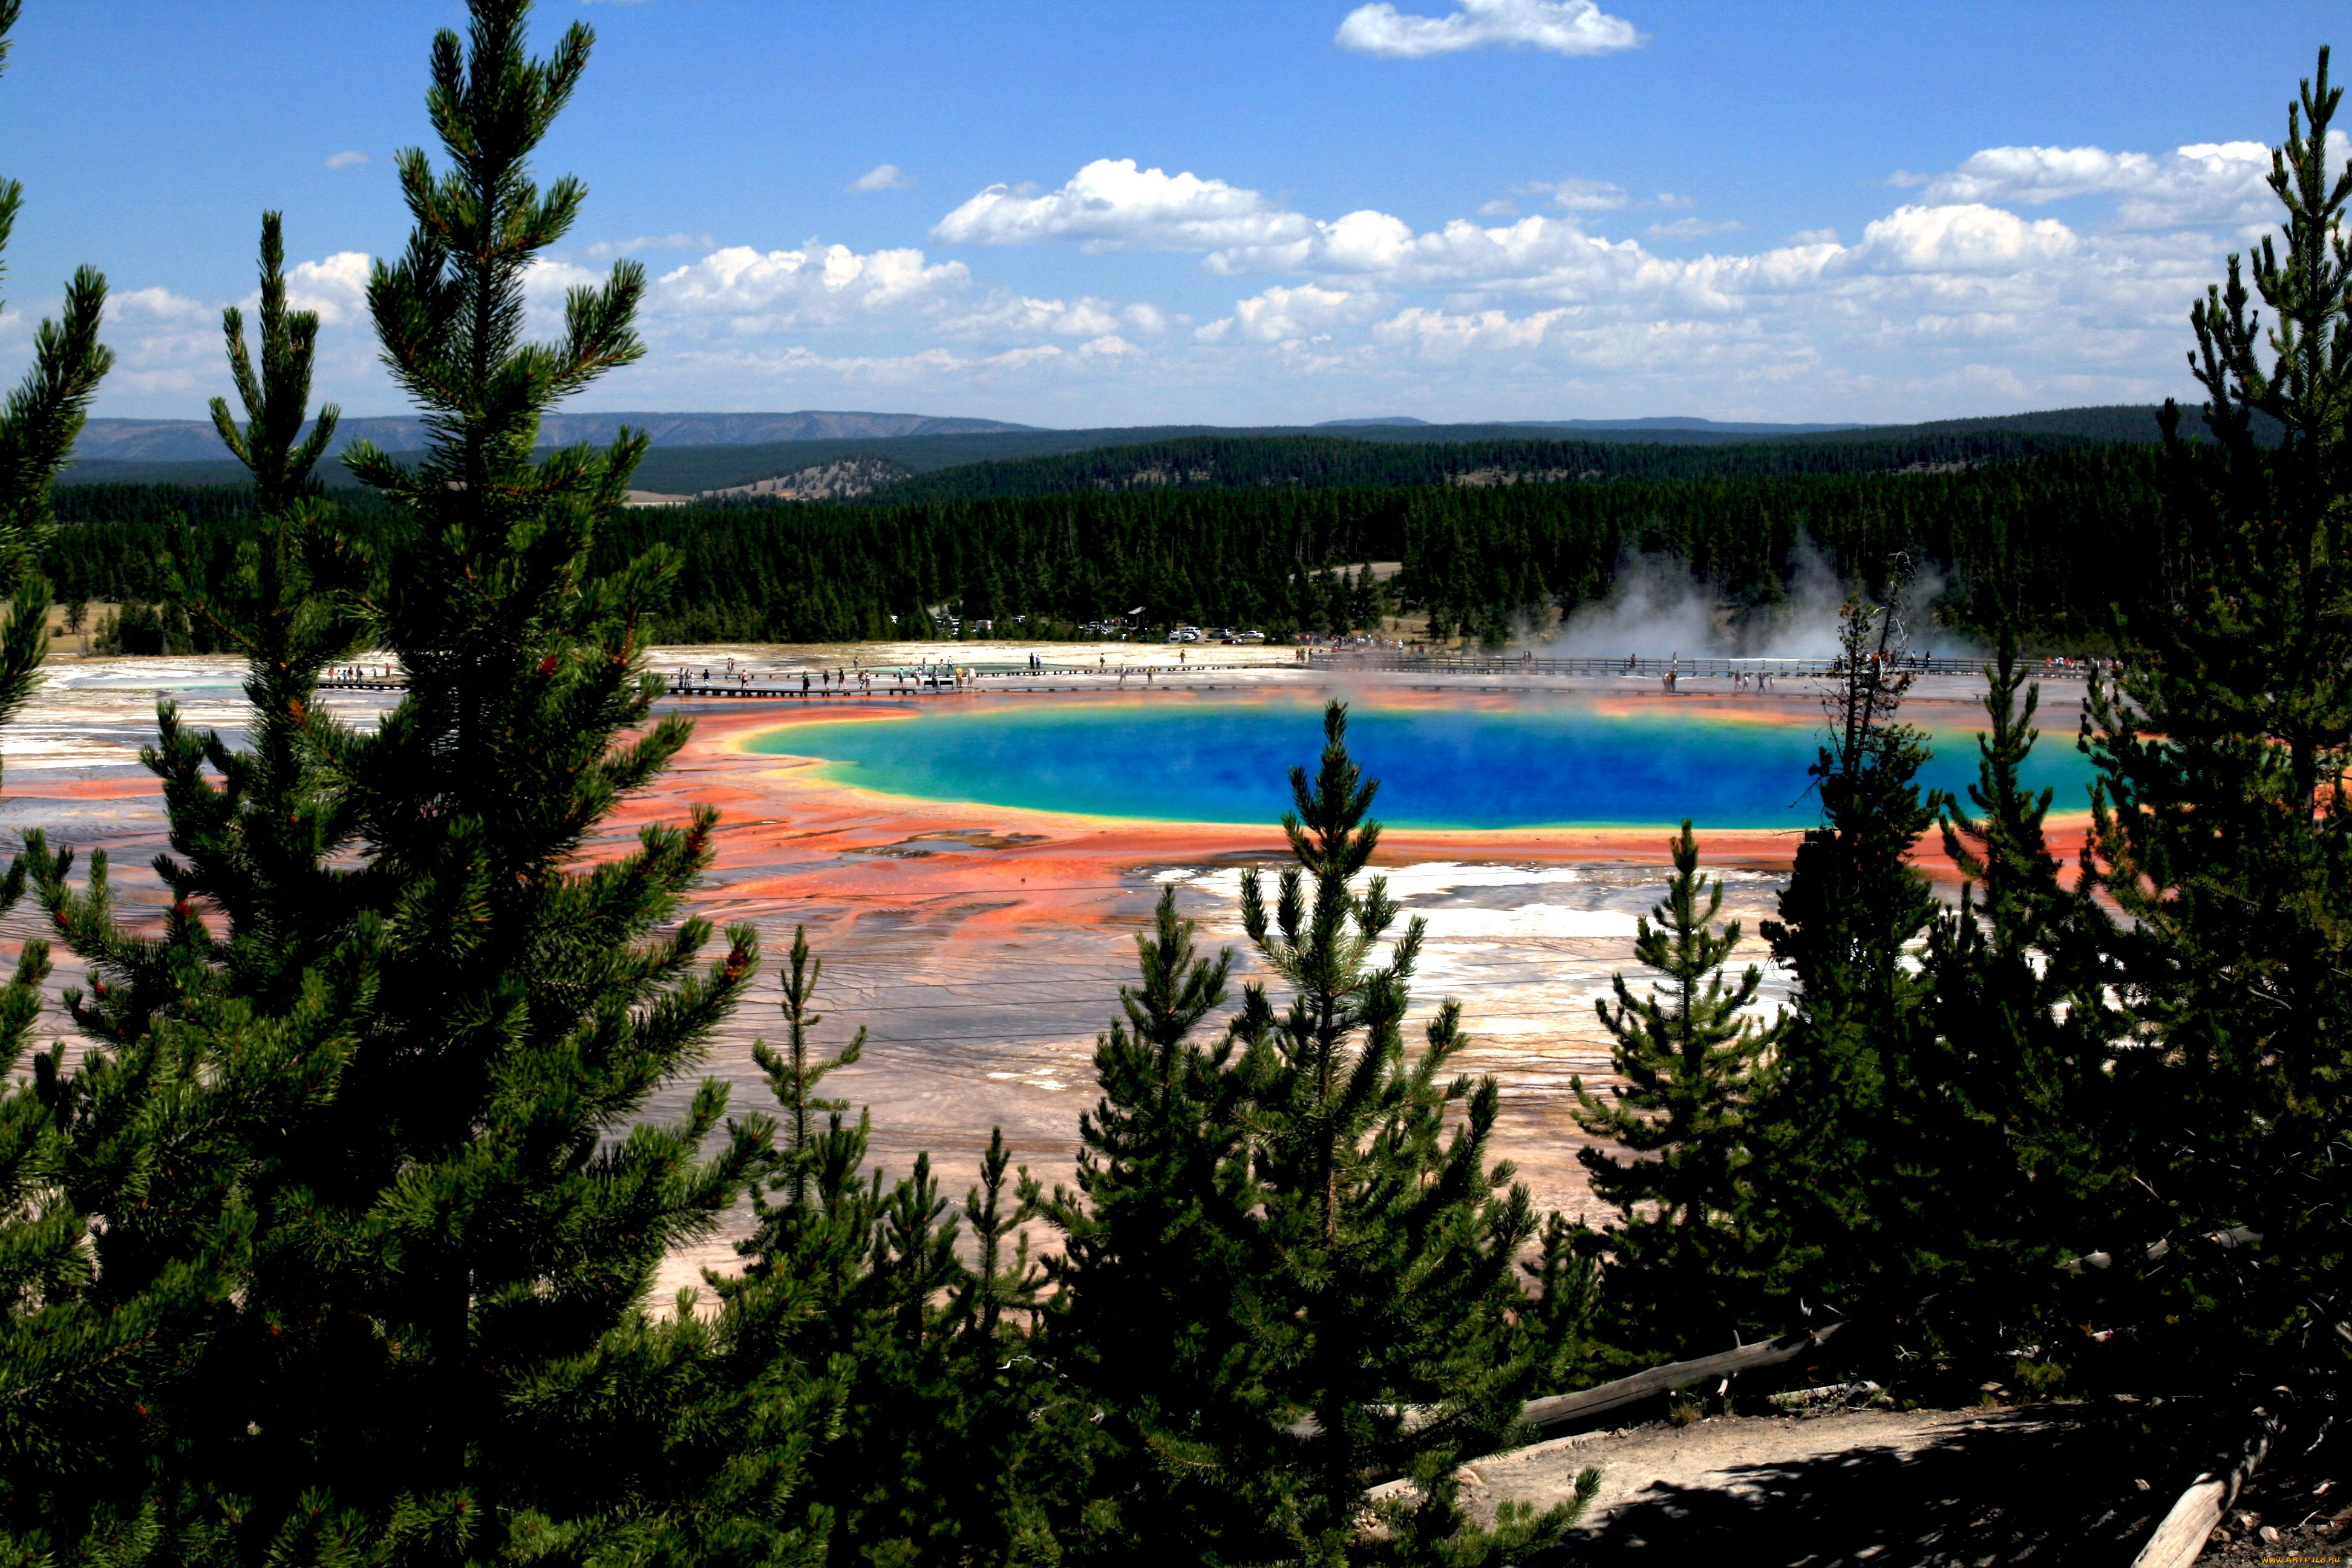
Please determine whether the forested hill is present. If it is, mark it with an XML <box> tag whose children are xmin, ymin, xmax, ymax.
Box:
<box><xmin>624</xmin><ymin>445</ymin><xmax>2172</xmax><ymax>648</ymax></box>
<box><xmin>57</xmin><ymin>401</ymin><xmax>2256</xmax><ymax>495</ymax></box>
<box><xmin>49</xmin><ymin>444</ymin><xmax>2177</xmax><ymax>654</ymax></box>
<box><xmin>44</xmin><ymin>405</ymin><xmax>2227</xmax><ymax>655</ymax></box>
<box><xmin>855</xmin><ymin>428</ymin><xmax>2102</xmax><ymax>506</ymax></box>
<box><xmin>557</xmin><ymin>402</ymin><xmax>2267</xmax><ymax>501</ymax></box>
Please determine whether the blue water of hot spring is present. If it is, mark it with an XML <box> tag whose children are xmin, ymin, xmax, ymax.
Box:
<box><xmin>744</xmin><ymin>695</ymin><xmax>2100</xmax><ymax>832</ymax></box>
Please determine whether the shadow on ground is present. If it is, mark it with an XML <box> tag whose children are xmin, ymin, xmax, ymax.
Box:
<box><xmin>1532</xmin><ymin>1409</ymin><xmax>2170</xmax><ymax>1566</ymax></box>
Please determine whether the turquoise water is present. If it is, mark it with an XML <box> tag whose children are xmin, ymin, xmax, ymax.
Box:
<box><xmin>747</xmin><ymin>696</ymin><xmax>2099</xmax><ymax>831</ymax></box>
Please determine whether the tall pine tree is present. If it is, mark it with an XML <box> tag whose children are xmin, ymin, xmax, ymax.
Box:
<box><xmin>302</xmin><ymin>0</ymin><xmax>775</xmax><ymax>1538</ymax></box>
<box><xmin>1911</xmin><ymin>630</ymin><xmax>2124</xmax><ymax>1390</ymax></box>
<box><xmin>1233</xmin><ymin>700</ymin><xmax>1583</xmax><ymax>1565</ymax></box>
<box><xmin>0</xmin><ymin>1</ymin><xmax>215</xmax><ymax>1550</ymax></box>
<box><xmin>1756</xmin><ymin>572</ymin><xmax>1939</xmax><ymax>1341</ymax></box>
<box><xmin>2084</xmin><ymin>47</ymin><xmax>2352</xmax><ymax>1388</ymax></box>
<box><xmin>15</xmin><ymin>4</ymin><xmax>797</xmax><ymax>1555</ymax></box>
<box><xmin>1574</xmin><ymin>820</ymin><xmax>1783</xmax><ymax>1364</ymax></box>
<box><xmin>1045</xmin><ymin>885</ymin><xmax>1283</xmax><ymax>1558</ymax></box>
<box><xmin>5</xmin><ymin>206</ymin><xmax>378</xmax><ymax>1553</ymax></box>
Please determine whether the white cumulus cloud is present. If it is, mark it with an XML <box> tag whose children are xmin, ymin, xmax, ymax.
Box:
<box><xmin>667</xmin><ymin>334</ymin><xmax>1142</xmax><ymax>391</ymax></box>
<box><xmin>1335</xmin><ymin>0</ymin><xmax>1642</xmax><ymax>59</ymax></box>
<box><xmin>1908</xmin><ymin>140</ymin><xmax>2279</xmax><ymax>230</ymax></box>
<box><xmin>1209</xmin><ymin>209</ymin><xmax>1622</xmax><ymax>285</ymax></box>
<box><xmin>942</xmin><ymin>292</ymin><xmax>1169</xmax><ymax>341</ymax></box>
<box><xmin>850</xmin><ymin>163</ymin><xmax>913</xmax><ymax>192</ymax></box>
<box><xmin>932</xmin><ymin>157</ymin><xmax>1315</xmax><ymax>253</ymax></box>
<box><xmin>1198</xmin><ymin>283</ymin><xmax>1391</xmax><ymax>344</ymax></box>
<box><xmin>649</xmin><ymin>243</ymin><xmax>971</xmax><ymax>330</ymax></box>
<box><xmin>323</xmin><ymin>150</ymin><xmax>370</xmax><ymax>169</ymax></box>
<box><xmin>282</xmin><ymin>252</ymin><xmax>371</xmax><ymax>324</ymax></box>
<box><xmin>1849</xmin><ymin>204</ymin><xmax>2078</xmax><ymax>273</ymax></box>
<box><xmin>80</xmin><ymin>120</ymin><xmax>2308</xmax><ymax>428</ymax></box>
<box><xmin>114</xmin><ymin>286</ymin><xmax>211</xmax><ymax>321</ymax></box>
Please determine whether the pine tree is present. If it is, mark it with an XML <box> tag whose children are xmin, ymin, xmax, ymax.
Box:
<box><xmin>1574</xmin><ymin>820</ymin><xmax>1783</xmax><ymax>1362</ymax></box>
<box><xmin>0</xmin><ymin>4</ymin><xmax>245</xmax><ymax>1552</ymax></box>
<box><xmin>718</xmin><ymin>925</ymin><xmax>1100</xmax><ymax>1564</ymax></box>
<box><xmin>2083</xmin><ymin>47</ymin><xmax>2352</xmax><ymax>1387</ymax></box>
<box><xmin>1045</xmin><ymin>885</ymin><xmax>1287</xmax><ymax>1557</ymax></box>
<box><xmin>766</xmin><ymin>1129</ymin><xmax>1088</xmax><ymax>1564</ymax></box>
<box><xmin>26</xmin><ymin>204</ymin><xmax>365</xmax><ymax>1053</ymax></box>
<box><xmin>305</xmin><ymin>0</ymin><xmax>776</xmax><ymax>1536</ymax></box>
<box><xmin>1912</xmin><ymin>630</ymin><xmax>2123</xmax><ymax>1387</ymax></box>
<box><xmin>15</xmin><ymin>3</ymin><xmax>791</xmax><ymax>1553</ymax></box>
<box><xmin>1233</xmin><ymin>700</ymin><xmax>1583</xmax><ymax>1565</ymax></box>
<box><xmin>1756</xmin><ymin>573</ymin><xmax>1939</xmax><ymax>1335</ymax></box>
<box><xmin>210</xmin><ymin>212</ymin><xmax>339</xmax><ymax>516</ymax></box>
<box><xmin>23</xmin><ymin>216</ymin><xmax>374</xmax><ymax>1549</ymax></box>
<box><xmin>759</xmin><ymin>924</ymin><xmax>866</xmax><ymax>1218</ymax></box>
<box><xmin>119</xmin><ymin>211</ymin><xmax>374</xmax><ymax>1011</ymax></box>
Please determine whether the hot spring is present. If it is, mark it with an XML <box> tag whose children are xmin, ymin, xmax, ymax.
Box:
<box><xmin>744</xmin><ymin>693</ymin><xmax>2098</xmax><ymax>831</ymax></box>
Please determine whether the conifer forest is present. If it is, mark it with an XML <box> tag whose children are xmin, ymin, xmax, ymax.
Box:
<box><xmin>2</xmin><ymin>3</ymin><xmax>2350</xmax><ymax>1564</ymax></box>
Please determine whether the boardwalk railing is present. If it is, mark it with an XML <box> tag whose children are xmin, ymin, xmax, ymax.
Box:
<box><xmin>320</xmin><ymin>650</ymin><xmax>2107</xmax><ymax>697</ymax></box>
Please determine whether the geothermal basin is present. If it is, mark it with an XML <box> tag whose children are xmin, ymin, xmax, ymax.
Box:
<box><xmin>0</xmin><ymin>645</ymin><xmax>2101</xmax><ymax>1293</ymax></box>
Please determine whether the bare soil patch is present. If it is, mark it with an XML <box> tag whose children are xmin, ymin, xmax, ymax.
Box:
<box><xmin>1469</xmin><ymin>1403</ymin><xmax>2187</xmax><ymax>1564</ymax></box>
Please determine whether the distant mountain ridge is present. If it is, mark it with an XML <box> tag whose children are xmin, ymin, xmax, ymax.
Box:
<box><xmin>60</xmin><ymin>404</ymin><xmax>2257</xmax><ymax>493</ymax></box>
<box><xmin>68</xmin><ymin>410</ymin><xmax>1034</xmax><ymax>464</ymax></box>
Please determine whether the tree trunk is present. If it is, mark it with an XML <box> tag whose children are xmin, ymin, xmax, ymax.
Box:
<box><xmin>2131</xmin><ymin>1390</ymin><xmax>2287</xmax><ymax>1568</ymax></box>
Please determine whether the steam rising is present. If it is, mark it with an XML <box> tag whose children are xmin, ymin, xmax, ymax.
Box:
<box><xmin>1530</xmin><ymin>546</ymin><xmax>1978</xmax><ymax>662</ymax></box>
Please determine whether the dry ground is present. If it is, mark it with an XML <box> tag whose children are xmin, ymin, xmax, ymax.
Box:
<box><xmin>1463</xmin><ymin>1402</ymin><xmax>2195</xmax><ymax>1565</ymax></box>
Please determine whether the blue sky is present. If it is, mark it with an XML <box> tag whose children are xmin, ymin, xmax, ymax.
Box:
<box><xmin>0</xmin><ymin>0</ymin><xmax>2340</xmax><ymax>425</ymax></box>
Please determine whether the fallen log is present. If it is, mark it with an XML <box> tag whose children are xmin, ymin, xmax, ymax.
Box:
<box><xmin>1338</xmin><ymin>1221</ymin><xmax>2296</xmax><ymax>1523</ymax></box>
<box><xmin>1319</xmin><ymin>1223</ymin><xmax>2258</xmax><ymax>1457</ymax></box>
<box><xmin>2130</xmin><ymin>1388</ymin><xmax>2289</xmax><ymax>1568</ymax></box>
<box><xmin>1288</xmin><ymin>1321</ymin><xmax>1847</xmax><ymax>1442</ymax></box>
<box><xmin>1518</xmin><ymin>1322</ymin><xmax>1846</xmax><ymax>1435</ymax></box>
<box><xmin>1489</xmin><ymin>1223</ymin><xmax>2254</xmax><ymax>1442</ymax></box>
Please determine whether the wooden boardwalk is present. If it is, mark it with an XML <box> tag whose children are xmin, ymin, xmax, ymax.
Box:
<box><xmin>315</xmin><ymin>649</ymin><xmax>2100</xmax><ymax>700</ymax></box>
